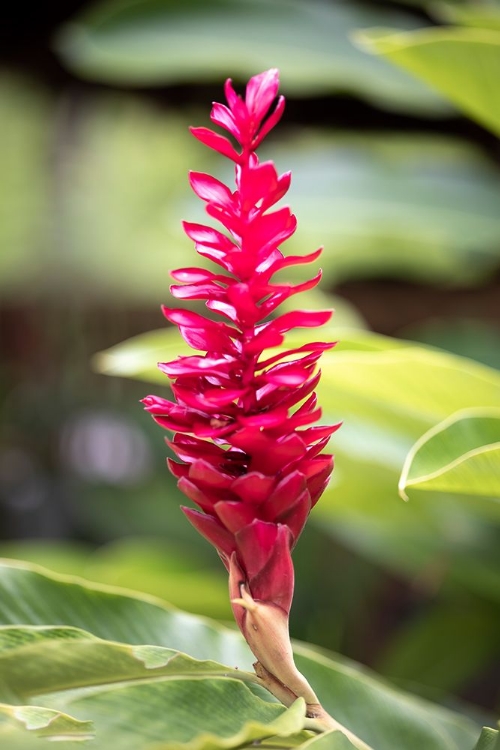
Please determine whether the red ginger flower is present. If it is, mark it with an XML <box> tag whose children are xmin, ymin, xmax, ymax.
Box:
<box><xmin>143</xmin><ymin>69</ymin><xmax>339</xmax><ymax>652</ymax></box>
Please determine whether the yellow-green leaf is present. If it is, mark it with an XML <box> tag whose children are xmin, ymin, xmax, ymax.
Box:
<box><xmin>0</xmin><ymin>560</ymin><xmax>482</xmax><ymax>750</ymax></box>
<box><xmin>399</xmin><ymin>408</ymin><xmax>500</xmax><ymax>499</ymax></box>
<box><xmin>354</xmin><ymin>27</ymin><xmax>500</xmax><ymax>136</ymax></box>
<box><xmin>0</xmin><ymin>702</ymin><xmax>94</xmax><ymax>743</ymax></box>
<box><xmin>432</xmin><ymin>2</ymin><xmax>500</xmax><ymax>32</ymax></box>
<box><xmin>472</xmin><ymin>726</ymin><xmax>500</xmax><ymax>750</ymax></box>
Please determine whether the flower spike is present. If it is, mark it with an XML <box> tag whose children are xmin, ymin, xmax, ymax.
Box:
<box><xmin>143</xmin><ymin>69</ymin><xmax>339</xmax><ymax>725</ymax></box>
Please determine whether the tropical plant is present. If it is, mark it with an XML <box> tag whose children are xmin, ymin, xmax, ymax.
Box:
<box><xmin>2</xmin><ymin>63</ymin><xmax>498</xmax><ymax>749</ymax></box>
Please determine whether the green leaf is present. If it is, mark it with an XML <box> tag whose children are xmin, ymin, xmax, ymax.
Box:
<box><xmin>0</xmin><ymin>636</ymin><xmax>307</xmax><ymax>750</ymax></box>
<box><xmin>316</xmin><ymin>344</ymin><xmax>500</xmax><ymax>491</ymax></box>
<box><xmin>311</xmin><ymin>346</ymin><xmax>500</xmax><ymax>598</ymax></box>
<box><xmin>54</xmin><ymin>0</ymin><xmax>449</xmax><ymax>115</ymax></box>
<box><xmin>92</xmin><ymin>327</ymin><xmax>404</xmax><ymax>385</ymax></box>
<box><xmin>432</xmin><ymin>2</ymin><xmax>500</xmax><ymax>32</ymax></box>
<box><xmin>0</xmin><ymin>538</ymin><xmax>232</xmax><ymax>620</ymax></box>
<box><xmin>354</xmin><ymin>26</ymin><xmax>500</xmax><ymax>136</ymax></box>
<box><xmin>67</xmin><ymin>686</ymin><xmax>305</xmax><ymax>750</ymax></box>
<box><xmin>0</xmin><ymin>606</ymin><xmax>307</xmax><ymax>749</ymax></box>
<box><xmin>320</xmin><ymin>347</ymin><xmax>500</xmax><ymax>435</ymax></box>
<box><xmin>300</xmin><ymin>731</ymin><xmax>359</xmax><ymax>749</ymax></box>
<box><xmin>0</xmin><ymin>702</ymin><xmax>94</xmax><ymax>741</ymax></box>
<box><xmin>472</xmin><ymin>726</ymin><xmax>500</xmax><ymax>750</ymax></box>
<box><xmin>0</xmin><ymin>559</ymin><xmax>252</xmax><ymax>666</ymax></box>
<box><xmin>0</xmin><ymin>561</ymin><xmax>482</xmax><ymax>750</ymax></box>
<box><xmin>0</xmin><ymin>625</ymin><xmax>250</xmax><ymax>704</ymax></box>
<box><xmin>399</xmin><ymin>408</ymin><xmax>500</xmax><ymax>499</ymax></box>
<box><xmin>94</xmin><ymin>323</ymin><xmax>500</xmax><ymax>599</ymax></box>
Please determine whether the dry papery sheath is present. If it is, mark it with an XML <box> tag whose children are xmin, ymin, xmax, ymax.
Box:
<box><xmin>143</xmin><ymin>68</ymin><xmax>340</xmax><ymax>722</ymax></box>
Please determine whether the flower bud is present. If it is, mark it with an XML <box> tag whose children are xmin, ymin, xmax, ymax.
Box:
<box><xmin>231</xmin><ymin>579</ymin><xmax>318</xmax><ymax>705</ymax></box>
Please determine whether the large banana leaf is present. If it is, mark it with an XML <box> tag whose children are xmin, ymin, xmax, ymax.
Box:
<box><xmin>0</xmin><ymin>538</ymin><xmax>232</xmax><ymax>620</ymax></box>
<box><xmin>0</xmin><ymin>560</ymin><xmax>485</xmax><ymax>750</ymax></box>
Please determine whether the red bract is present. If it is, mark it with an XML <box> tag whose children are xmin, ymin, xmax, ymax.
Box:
<box><xmin>143</xmin><ymin>68</ymin><xmax>339</xmax><ymax>635</ymax></box>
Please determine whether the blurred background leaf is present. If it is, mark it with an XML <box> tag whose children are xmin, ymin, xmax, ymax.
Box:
<box><xmin>0</xmin><ymin>75</ymin><xmax>52</xmax><ymax>294</ymax></box>
<box><xmin>431</xmin><ymin>2</ymin><xmax>500</xmax><ymax>31</ymax></box>
<box><xmin>4</xmin><ymin>88</ymin><xmax>500</xmax><ymax>300</ymax></box>
<box><xmin>54</xmin><ymin>0</ymin><xmax>451</xmax><ymax>114</ymax></box>
<box><xmin>355</xmin><ymin>26</ymin><xmax>500</xmax><ymax>137</ymax></box>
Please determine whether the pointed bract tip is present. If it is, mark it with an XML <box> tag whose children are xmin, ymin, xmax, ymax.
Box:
<box><xmin>231</xmin><ymin>583</ymin><xmax>258</xmax><ymax>613</ymax></box>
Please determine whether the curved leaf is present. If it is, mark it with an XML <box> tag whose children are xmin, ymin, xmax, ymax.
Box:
<box><xmin>0</xmin><ymin>607</ymin><xmax>307</xmax><ymax>749</ymax></box>
<box><xmin>399</xmin><ymin>408</ymin><xmax>500</xmax><ymax>499</ymax></box>
<box><xmin>0</xmin><ymin>626</ymin><xmax>250</xmax><ymax>704</ymax></box>
<box><xmin>0</xmin><ymin>559</ymin><xmax>253</xmax><ymax>667</ymax></box>
<box><xmin>354</xmin><ymin>27</ymin><xmax>500</xmax><ymax>136</ymax></box>
<box><xmin>472</xmin><ymin>727</ymin><xmax>500</xmax><ymax>750</ymax></box>
<box><xmin>54</xmin><ymin>0</ymin><xmax>449</xmax><ymax>114</ymax></box>
<box><xmin>0</xmin><ymin>703</ymin><xmax>93</xmax><ymax>742</ymax></box>
<box><xmin>94</xmin><ymin>324</ymin><xmax>500</xmax><ymax>599</ymax></box>
<box><xmin>0</xmin><ymin>560</ymin><xmax>482</xmax><ymax>750</ymax></box>
<box><xmin>0</xmin><ymin>538</ymin><xmax>232</xmax><ymax>621</ymax></box>
<box><xmin>432</xmin><ymin>3</ymin><xmax>500</xmax><ymax>32</ymax></box>
<box><xmin>92</xmin><ymin>327</ymin><xmax>405</xmax><ymax>385</ymax></box>
<box><xmin>68</xmin><ymin>685</ymin><xmax>305</xmax><ymax>750</ymax></box>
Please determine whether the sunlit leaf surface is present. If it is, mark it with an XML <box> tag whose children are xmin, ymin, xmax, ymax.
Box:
<box><xmin>93</xmin><ymin>327</ymin><xmax>500</xmax><ymax>600</ymax></box>
<box><xmin>355</xmin><ymin>26</ymin><xmax>500</xmax><ymax>136</ymax></box>
<box><xmin>432</xmin><ymin>1</ymin><xmax>500</xmax><ymax>32</ymax></box>
<box><xmin>400</xmin><ymin>408</ymin><xmax>500</xmax><ymax>499</ymax></box>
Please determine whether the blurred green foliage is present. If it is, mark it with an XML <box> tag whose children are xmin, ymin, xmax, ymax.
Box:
<box><xmin>54</xmin><ymin>0</ymin><xmax>450</xmax><ymax>113</ymax></box>
<box><xmin>356</xmin><ymin>23</ymin><xmax>500</xmax><ymax>137</ymax></box>
<box><xmin>3</xmin><ymin>81</ymin><xmax>500</xmax><ymax>301</ymax></box>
